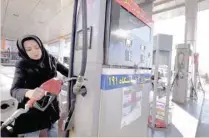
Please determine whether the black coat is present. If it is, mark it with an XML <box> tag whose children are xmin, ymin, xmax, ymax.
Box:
<box><xmin>10</xmin><ymin>55</ymin><xmax>68</xmax><ymax>134</ymax></box>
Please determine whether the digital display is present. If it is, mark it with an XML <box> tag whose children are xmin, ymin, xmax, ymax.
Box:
<box><xmin>111</xmin><ymin>2</ymin><xmax>151</xmax><ymax>43</ymax></box>
<box><xmin>106</xmin><ymin>1</ymin><xmax>152</xmax><ymax>67</ymax></box>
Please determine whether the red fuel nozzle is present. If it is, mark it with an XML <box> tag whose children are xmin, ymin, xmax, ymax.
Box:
<box><xmin>40</xmin><ymin>79</ymin><xmax>63</xmax><ymax>95</ymax></box>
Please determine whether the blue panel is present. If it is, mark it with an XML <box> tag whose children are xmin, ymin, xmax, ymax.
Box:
<box><xmin>101</xmin><ymin>74</ymin><xmax>152</xmax><ymax>90</ymax></box>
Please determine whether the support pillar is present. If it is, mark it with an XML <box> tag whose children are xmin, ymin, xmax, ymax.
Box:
<box><xmin>59</xmin><ymin>39</ymin><xmax>65</xmax><ymax>64</ymax></box>
<box><xmin>184</xmin><ymin>0</ymin><xmax>198</xmax><ymax>98</ymax></box>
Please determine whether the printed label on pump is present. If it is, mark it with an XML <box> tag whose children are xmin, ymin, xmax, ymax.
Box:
<box><xmin>121</xmin><ymin>87</ymin><xmax>142</xmax><ymax>128</ymax></box>
<box><xmin>100</xmin><ymin>73</ymin><xmax>151</xmax><ymax>90</ymax></box>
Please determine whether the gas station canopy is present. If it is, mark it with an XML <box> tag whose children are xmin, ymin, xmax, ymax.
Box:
<box><xmin>152</xmin><ymin>0</ymin><xmax>209</xmax><ymax>20</ymax></box>
<box><xmin>1</xmin><ymin>0</ymin><xmax>209</xmax><ymax>42</ymax></box>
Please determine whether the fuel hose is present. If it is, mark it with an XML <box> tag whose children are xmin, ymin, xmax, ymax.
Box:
<box><xmin>64</xmin><ymin>0</ymin><xmax>88</xmax><ymax>136</ymax></box>
<box><xmin>65</xmin><ymin>0</ymin><xmax>79</xmax><ymax>137</ymax></box>
<box><xmin>73</xmin><ymin>0</ymin><xmax>88</xmax><ymax>94</ymax></box>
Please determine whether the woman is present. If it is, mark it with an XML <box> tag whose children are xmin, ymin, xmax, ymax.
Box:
<box><xmin>10</xmin><ymin>35</ymin><xmax>69</xmax><ymax>137</ymax></box>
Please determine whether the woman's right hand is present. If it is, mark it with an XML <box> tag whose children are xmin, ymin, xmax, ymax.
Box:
<box><xmin>25</xmin><ymin>88</ymin><xmax>45</xmax><ymax>100</ymax></box>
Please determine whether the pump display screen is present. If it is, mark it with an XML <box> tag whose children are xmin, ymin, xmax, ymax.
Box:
<box><xmin>107</xmin><ymin>1</ymin><xmax>152</xmax><ymax>67</ymax></box>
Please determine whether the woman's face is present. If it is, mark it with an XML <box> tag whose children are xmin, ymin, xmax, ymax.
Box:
<box><xmin>23</xmin><ymin>40</ymin><xmax>42</xmax><ymax>60</ymax></box>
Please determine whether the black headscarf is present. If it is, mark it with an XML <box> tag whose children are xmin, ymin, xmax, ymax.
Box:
<box><xmin>16</xmin><ymin>35</ymin><xmax>55</xmax><ymax>71</ymax></box>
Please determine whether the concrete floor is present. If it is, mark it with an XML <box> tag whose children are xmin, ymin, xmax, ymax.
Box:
<box><xmin>196</xmin><ymin>91</ymin><xmax>209</xmax><ymax>137</ymax></box>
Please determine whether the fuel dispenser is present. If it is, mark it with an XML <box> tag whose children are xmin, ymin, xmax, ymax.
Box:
<box><xmin>67</xmin><ymin>0</ymin><xmax>154</xmax><ymax>137</ymax></box>
<box><xmin>172</xmin><ymin>44</ymin><xmax>191</xmax><ymax>104</ymax></box>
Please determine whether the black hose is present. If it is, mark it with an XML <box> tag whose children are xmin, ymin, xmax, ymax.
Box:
<box><xmin>170</xmin><ymin>70</ymin><xmax>179</xmax><ymax>91</ymax></box>
<box><xmin>190</xmin><ymin>77</ymin><xmax>198</xmax><ymax>99</ymax></box>
<box><xmin>80</xmin><ymin>0</ymin><xmax>88</xmax><ymax>76</ymax></box>
<box><xmin>68</xmin><ymin>0</ymin><xmax>79</xmax><ymax>106</ymax></box>
<box><xmin>65</xmin><ymin>0</ymin><xmax>88</xmax><ymax>136</ymax></box>
<box><xmin>65</xmin><ymin>0</ymin><xmax>79</xmax><ymax>137</ymax></box>
<box><xmin>68</xmin><ymin>0</ymin><xmax>78</xmax><ymax>80</ymax></box>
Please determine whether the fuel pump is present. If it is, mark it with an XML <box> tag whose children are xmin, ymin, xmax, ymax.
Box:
<box><xmin>172</xmin><ymin>44</ymin><xmax>191</xmax><ymax>104</ymax></box>
<box><xmin>66</xmin><ymin>0</ymin><xmax>154</xmax><ymax>137</ymax></box>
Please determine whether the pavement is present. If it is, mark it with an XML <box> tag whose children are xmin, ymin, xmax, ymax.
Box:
<box><xmin>195</xmin><ymin>86</ymin><xmax>209</xmax><ymax>137</ymax></box>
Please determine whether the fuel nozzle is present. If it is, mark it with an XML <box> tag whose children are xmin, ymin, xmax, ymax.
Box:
<box><xmin>73</xmin><ymin>75</ymin><xmax>84</xmax><ymax>95</ymax></box>
<box><xmin>1</xmin><ymin>104</ymin><xmax>30</xmax><ymax>130</ymax></box>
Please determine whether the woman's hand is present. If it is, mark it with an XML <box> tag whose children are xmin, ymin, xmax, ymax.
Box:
<box><xmin>25</xmin><ymin>88</ymin><xmax>45</xmax><ymax>100</ymax></box>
